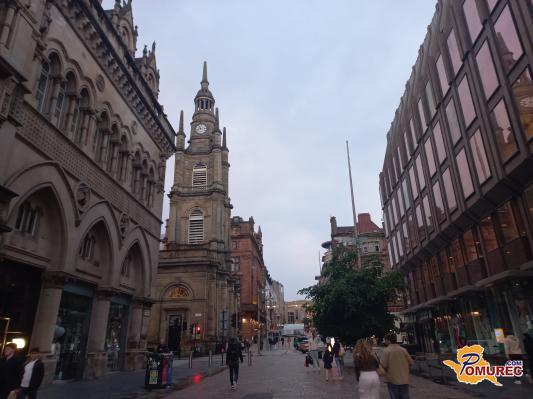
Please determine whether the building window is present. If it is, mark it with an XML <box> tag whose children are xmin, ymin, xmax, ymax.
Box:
<box><xmin>494</xmin><ymin>5</ymin><xmax>523</xmax><ymax>73</ymax></box>
<box><xmin>496</xmin><ymin>202</ymin><xmax>519</xmax><ymax>243</ymax></box>
<box><xmin>469</xmin><ymin>130</ymin><xmax>491</xmax><ymax>184</ymax></box>
<box><xmin>426</xmin><ymin>81</ymin><xmax>436</xmax><ymax>118</ymax></box>
<box><xmin>480</xmin><ymin>216</ymin><xmax>498</xmax><ymax>252</ymax></box>
<box><xmin>231</xmin><ymin>257</ymin><xmax>240</xmax><ymax>272</ymax></box>
<box><xmin>392</xmin><ymin>196</ymin><xmax>398</xmax><ymax>226</ymax></box>
<box><xmin>408</xmin><ymin>213</ymin><xmax>418</xmax><ymax>248</ymax></box>
<box><xmin>422</xmin><ymin>195</ymin><xmax>432</xmax><ymax>231</ymax></box>
<box><xmin>415</xmin><ymin>204</ymin><xmax>425</xmax><ymax>239</ymax></box>
<box><xmin>418</xmin><ymin>98</ymin><xmax>427</xmax><ymax>131</ymax></box>
<box><xmin>463</xmin><ymin>0</ymin><xmax>482</xmax><ymax>43</ymax></box>
<box><xmin>458</xmin><ymin>76</ymin><xmax>476</xmax><ymax>128</ymax></box>
<box><xmin>192</xmin><ymin>163</ymin><xmax>208</xmax><ymax>189</ymax></box>
<box><xmin>447</xmin><ymin>30</ymin><xmax>462</xmax><ymax>76</ymax></box>
<box><xmin>490</xmin><ymin>99</ymin><xmax>518</xmax><ymax>162</ymax></box>
<box><xmin>446</xmin><ymin>98</ymin><xmax>461</xmax><ymax>145</ymax></box>
<box><xmin>463</xmin><ymin>229</ymin><xmax>479</xmax><ymax>262</ymax></box>
<box><xmin>476</xmin><ymin>42</ymin><xmax>499</xmax><ymax>100</ymax></box>
<box><xmin>487</xmin><ymin>0</ymin><xmax>498</xmax><ymax>12</ymax></box>
<box><xmin>397</xmin><ymin>189</ymin><xmax>405</xmax><ymax>218</ymax></box>
<box><xmin>79</xmin><ymin>234</ymin><xmax>96</xmax><ymax>260</ymax></box>
<box><xmin>396</xmin><ymin>230</ymin><xmax>404</xmax><ymax>257</ymax></box>
<box><xmin>121</xmin><ymin>254</ymin><xmax>131</xmax><ymax>278</ymax></box>
<box><xmin>456</xmin><ymin>148</ymin><xmax>474</xmax><ymax>199</ymax></box>
<box><xmin>436</xmin><ymin>55</ymin><xmax>449</xmax><ymax>96</ymax></box>
<box><xmin>188</xmin><ymin>209</ymin><xmax>204</xmax><ymax>244</ymax></box>
<box><xmin>433</xmin><ymin>122</ymin><xmax>447</xmax><ymax>164</ymax></box>
<box><xmin>409</xmin><ymin>119</ymin><xmax>417</xmax><ymax>149</ymax></box>
<box><xmin>424</xmin><ymin>138</ymin><xmax>436</xmax><ymax>177</ymax></box>
<box><xmin>51</xmin><ymin>82</ymin><xmax>66</xmax><ymax>128</ymax></box>
<box><xmin>451</xmin><ymin>238</ymin><xmax>465</xmax><ymax>268</ymax></box>
<box><xmin>402</xmin><ymin>222</ymin><xmax>410</xmax><ymax>253</ymax></box>
<box><xmin>14</xmin><ymin>202</ymin><xmax>40</xmax><ymax>236</ymax></box>
<box><xmin>404</xmin><ymin>131</ymin><xmax>412</xmax><ymax>156</ymax></box>
<box><xmin>409</xmin><ymin>166</ymin><xmax>418</xmax><ymax>200</ymax></box>
<box><xmin>415</xmin><ymin>154</ymin><xmax>425</xmax><ymax>190</ymax></box>
<box><xmin>35</xmin><ymin>63</ymin><xmax>50</xmax><ymax>113</ymax></box>
<box><xmin>432</xmin><ymin>180</ymin><xmax>445</xmax><ymax>223</ymax></box>
<box><xmin>511</xmin><ymin>68</ymin><xmax>533</xmax><ymax>140</ymax></box>
<box><xmin>442</xmin><ymin>169</ymin><xmax>457</xmax><ymax>211</ymax></box>
<box><xmin>401</xmin><ymin>179</ymin><xmax>411</xmax><ymax>210</ymax></box>
<box><xmin>67</xmin><ymin>97</ymin><xmax>81</xmax><ymax>141</ymax></box>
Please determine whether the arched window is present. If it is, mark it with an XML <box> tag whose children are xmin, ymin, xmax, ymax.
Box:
<box><xmin>140</xmin><ymin>159</ymin><xmax>148</xmax><ymax>201</ymax></box>
<box><xmin>117</xmin><ymin>136</ymin><xmax>129</xmax><ymax>182</ymax></box>
<box><xmin>14</xmin><ymin>201</ymin><xmax>41</xmax><ymax>236</ymax></box>
<box><xmin>51</xmin><ymin>81</ymin><xmax>66</xmax><ymax>127</ymax></box>
<box><xmin>188</xmin><ymin>209</ymin><xmax>204</xmax><ymax>244</ymax></box>
<box><xmin>79</xmin><ymin>234</ymin><xmax>96</xmax><ymax>260</ymax></box>
<box><xmin>67</xmin><ymin>96</ymin><xmax>81</xmax><ymax>141</ymax></box>
<box><xmin>121</xmin><ymin>254</ymin><xmax>131</xmax><ymax>278</ymax></box>
<box><xmin>35</xmin><ymin>62</ymin><xmax>50</xmax><ymax>112</ymax></box>
<box><xmin>147</xmin><ymin>167</ymin><xmax>155</xmax><ymax>207</ymax></box>
<box><xmin>192</xmin><ymin>163</ymin><xmax>207</xmax><ymax>189</ymax></box>
<box><xmin>95</xmin><ymin>112</ymin><xmax>110</xmax><ymax>163</ymax></box>
<box><xmin>106</xmin><ymin>125</ymin><xmax>119</xmax><ymax>174</ymax></box>
<box><xmin>132</xmin><ymin>151</ymin><xmax>141</xmax><ymax>194</ymax></box>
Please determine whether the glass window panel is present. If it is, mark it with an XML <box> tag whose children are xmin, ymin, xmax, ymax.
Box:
<box><xmin>443</xmin><ymin>168</ymin><xmax>457</xmax><ymax>211</ymax></box>
<box><xmin>447</xmin><ymin>30</ymin><xmax>462</xmax><ymax>76</ymax></box>
<box><xmin>497</xmin><ymin>202</ymin><xmax>519</xmax><ymax>243</ymax></box>
<box><xmin>393</xmin><ymin>154</ymin><xmax>399</xmax><ymax>184</ymax></box>
<box><xmin>490</xmin><ymin>99</ymin><xmax>518</xmax><ymax>162</ymax></box>
<box><xmin>452</xmin><ymin>238</ymin><xmax>465</xmax><ymax>268</ymax></box>
<box><xmin>426</xmin><ymin>81</ymin><xmax>436</xmax><ymax>117</ymax></box>
<box><xmin>476</xmin><ymin>42</ymin><xmax>499</xmax><ymax>99</ymax></box>
<box><xmin>397</xmin><ymin>146</ymin><xmax>403</xmax><ymax>169</ymax></box>
<box><xmin>423</xmin><ymin>195</ymin><xmax>432</xmax><ymax>230</ymax></box>
<box><xmin>525</xmin><ymin>185</ymin><xmax>533</xmax><ymax>224</ymax></box>
<box><xmin>511</xmin><ymin>68</ymin><xmax>533</xmax><ymax>140</ymax></box>
<box><xmin>392</xmin><ymin>196</ymin><xmax>398</xmax><ymax>225</ymax></box>
<box><xmin>446</xmin><ymin>98</ymin><xmax>462</xmax><ymax>144</ymax></box>
<box><xmin>432</xmin><ymin>180</ymin><xmax>445</xmax><ymax>222</ymax></box>
<box><xmin>408</xmin><ymin>213</ymin><xmax>418</xmax><ymax>248</ymax></box>
<box><xmin>416</xmin><ymin>203</ymin><xmax>426</xmax><ymax>238</ymax></box>
<box><xmin>463</xmin><ymin>229</ymin><xmax>479</xmax><ymax>262</ymax></box>
<box><xmin>410</xmin><ymin>118</ymin><xmax>417</xmax><ymax>148</ymax></box>
<box><xmin>456</xmin><ymin>148</ymin><xmax>474</xmax><ymax>199</ymax></box>
<box><xmin>463</xmin><ymin>0</ymin><xmax>483</xmax><ymax>42</ymax></box>
<box><xmin>469</xmin><ymin>130</ymin><xmax>491</xmax><ymax>184</ymax></box>
<box><xmin>397</xmin><ymin>230</ymin><xmax>404</xmax><ymax>257</ymax></box>
<box><xmin>392</xmin><ymin>235</ymin><xmax>398</xmax><ymax>264</ymax></box>
<box><xmin>494</xmin><ymin>5</ymin><xmax>523</xmax><ymax>73</ymax></box>
<box><xmin>433</xmin><ymin>122</ymin><xmax>447</xmax><ymax>164</ymax></box>
<box><xmin>436</xmin><ymin>55</ymin><xmax>448</xmax><ymax>96</ymax></box>
<box><xmin>402</xmin><ymin>222</ymin><xmax>411</xmax><ymax>253</ymax></box>
<box><xmin>458</xmin><ymin>76</ymin><xmax>476</xmax><ymax>127</ymax></box>
<box><xmin>409</xmin><ymin>166</ymin><xmax>418</xmax><ymax>200</ymax></box>
<box><xmin>480</xmin><ymin>216</ymin><xmax>499</xmax><ymax>252</ymax></box>
<box><xmin>415</xmin><ymin>155</ymin><xmax>425</xmax><ymax>191</ymax></box>
<box><xmin>404</xmin><ymin>131</ymin><xmax>412</xmax><ymax>156</ymax></box>
<box><xmin>388</xmin><ymin>204</ymin><xmax>394</xmax><ymax>232</ymax></box>
<box><xmin>418</xmin><ymin>98</ymin><xmax>427</xmax><ymax>130</ymax></box>
<box><xmin>402</xmin><ymin>178</ymin><xmax>411</xmax><ymax>210</ymax></box>
<box><xmin>425</xmin><ymin>138</ymin><xmax>436</xmax><ymax>177</ymax></box>
<box><xmin>398</xmin><ymin>189</ymin><xmax>405</xmax><ymax>217</ymax></box>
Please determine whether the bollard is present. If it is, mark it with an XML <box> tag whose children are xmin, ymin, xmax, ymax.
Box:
<box><xmin>189</xmin><ymin>351</ymin><xmax>193</xmax><ymax>369</ymax></box>
<box><xmin>208</xmin><ymin>350</ymin><xmax>212</xmax><ymax>368</ymax></box>
<box><xmin>247</xmin><ymin>349</ymin><xmax>252</xmax><ymax>366</ymax></box>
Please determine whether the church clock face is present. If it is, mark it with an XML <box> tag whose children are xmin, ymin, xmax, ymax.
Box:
<box><xmin>195</xmin><ymin>123</ymin><xmax>207</xmax><ymax>134</ymax></box>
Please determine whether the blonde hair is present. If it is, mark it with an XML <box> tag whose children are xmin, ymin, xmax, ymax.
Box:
<box><xmin>353</xmin><ymin>338</ymin><xmax>373</xmax><ymax>362</ymax></box>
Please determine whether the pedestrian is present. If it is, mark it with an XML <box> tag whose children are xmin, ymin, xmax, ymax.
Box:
<box><xmin>503</xmin><ymin>332</ymin><xmax>524</xmax><ymax>384</ymax></box>
<box><xmin>332</xmin><ymin>338</ymin><xmax>345</xmax><ymax>380</ymax></box>
<box><xmin>16</xmin><ymin>348</ymin><xmax>44</xmax><ymax>399</ymax></box>
<box><xmin>353</xmin><ymin>338</ymin><xmax>380</xmax><ymax>399</ymax></box>
<box><xmin>380</xmin><ymin>332</ymin><xmax>413</xmax><ymax>399</ymax></box>
<box><xmin>225</xmin><ymin>337</ymin><xmax>243</xmax><ymax>390</ymax></box>
<box><xmin>322</xmin><ymin>343</ymin><xmax>334</xmax><ymax>382</ymax></box>
<box><xmin>308</xmin><ymin>332</ymin><xmax>321</xmax><ymax>371</ymax></box>
<box><xmin>0</xmin><ymin>343</ymin><xmax>23</xmax><ymax>399</ymax></box>
<box><xmin>523</xmin><ymin>333</ymin><xmax>533</xmax><ymax>382</ymax></box>
<box><xmin>281</xmin><ymin>337</ymin><xmax>285</xmax><ymax>348</ymax></box>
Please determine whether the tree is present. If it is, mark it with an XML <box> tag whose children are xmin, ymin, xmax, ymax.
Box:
<box><xmin>298</xmin><ymin>245</ymin><xmax>405</xmax><ymax>344</ymax></box>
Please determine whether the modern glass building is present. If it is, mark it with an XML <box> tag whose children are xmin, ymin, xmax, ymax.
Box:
<box><xmin>379</xmin><ymin>0</ymin><xmax>533</xmax><ymax>356</ymax></box>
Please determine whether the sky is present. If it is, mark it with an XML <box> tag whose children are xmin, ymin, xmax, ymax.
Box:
<box><xmin>105</xmin><ymin>0</ymin><xmax>437</xmax><ymax>300</ymax></box>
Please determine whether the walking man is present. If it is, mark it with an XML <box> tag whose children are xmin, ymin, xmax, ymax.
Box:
<box><xmin>16</xmin><ymin>348</ymin><xmax>44</xmax><ymax>399</ymax></box>
<box><xmin>0</xmin><ymin>343</ymin><xmax>23</xmax><ymax>399</ymax></box>
<box><xmin>381</xmin><ymin>333</ymin><xmax>413</xmax><ymax>399</ymax></box>
<box><xmin>226</xmin><ymin>338</ymin><xmax>243</xmax><ymax>390</ymax></box>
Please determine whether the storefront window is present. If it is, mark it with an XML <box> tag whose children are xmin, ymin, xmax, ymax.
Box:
<box><xmin>494</xmin><ymin>5</ymin><xmax>523</xmax><ymax>73</ymax></box>
<box><xmin>425</xmin><ymin>138</ymin><xmax>436</xmax><ymax>177</ymax></box>
<box><xmin>511</xmin><ymin>68</ymin><xmax>533</xmax><ymax>140</ymax></box>
<box><xmin>436</xmin><ymin>55</ymin><xmax>449</xmax><ymax>96</ymax></box>
<box><xmin>469</xmin><ymin>130</ymin><xmax>491</xmax><ymax>184</ymax></box>
<box><xmin>476</xmin><ymin>41</ymin><xmax>499</xmax><ymax>99</ymax></box>
<box><xmin>480</xmin><ymin>216</ymin><xmax>499</xmax><ymax>252</ymax></box>
<box><xmin>463</xmin><ymin>0</ymin><xmax>482</xmax><ymax>42</ymax></box>
<box><xmin>446</xmin><ymin>98</ymin><xmax>462</xmax><ymax>145</ymax></box>
<box><xmin>442</xmin><ymin>169</ymin><xmax>457</xmax><ymax>211</ymax></box>
<box><xmin>490</xmin><ymin>99</ymin><xmax>518</xmax><ymax>162</ymax></box>
<box><xmin>432</xmin><ymin>180</ymin><xmax>445</xmax><ymax>222</ymax></box>
<box><xmin>496</xmin><ymin>202</ymin><xmax>519</xmax><ymax>243</ymax></box>
<box><xmin>106</xmin><ymin>302</ymin><xmax>129</xmax><ymax>371</ymax></box>
<box><xmin>456</xmin><ymin>148</ymin><xmax>474</xmax><ymax>199</ymax></box>
<box><xmin>447</xmin><ymin>30</ymin><xmax>462</xmax><ymax>76</ymax></box>
<box><xmin>458</xmin><ymin>76</ymin><xmax>476</xmax><ymax>128</ymax></box>
<box><xmin>433</xmin><ymin>122</ymin><xmax>447</xmax><ymax>164</ymax></box>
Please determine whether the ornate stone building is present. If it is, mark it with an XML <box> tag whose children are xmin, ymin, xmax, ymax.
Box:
<box><xmin>0</xmin><ymin>0</ymin><xmax>175</xmax><ymax>384</ymax></box>
<box><xmin>150</xmin><ymin>64</ymin><xmax>239</xmax><ymax>353</ymax></box>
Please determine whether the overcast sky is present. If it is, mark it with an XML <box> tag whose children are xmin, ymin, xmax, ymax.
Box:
<box><xmin>106</xmin><ymin>1</ymin><xmax>437</xmax><ymax>300</ymax></box>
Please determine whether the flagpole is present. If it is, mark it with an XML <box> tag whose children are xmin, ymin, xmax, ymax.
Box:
<box><xmin>346</xmin><ymin>140</ymin><xmax>361</xmax><ymax>268</ymax></box>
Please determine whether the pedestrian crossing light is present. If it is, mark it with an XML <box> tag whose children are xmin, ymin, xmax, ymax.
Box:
<box><xmin>195</xmin><ymin>325</ymin><xmax>201</xmax><ymax>336</ymax></box>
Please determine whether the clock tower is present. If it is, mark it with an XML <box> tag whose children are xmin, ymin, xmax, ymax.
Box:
<box><xmin>151</xmin><ymin>62</ymin><xmax>238</xmax><ymax>353</ymax></box>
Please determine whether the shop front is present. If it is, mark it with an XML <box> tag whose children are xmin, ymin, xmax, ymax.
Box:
<box><xmin>105</xmin><ymin>298</ymin><xmax>130</xmax><ymax>372</ymax></box>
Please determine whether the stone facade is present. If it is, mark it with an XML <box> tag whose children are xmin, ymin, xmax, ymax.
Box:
<box><xmin>0</xmin><ymin>0</ymin><xmax>175</xmax><ymax>385</ymax></box>
<box><xmin>284</xmin><ymin>300</ymin><xmax>311</xmax><ymax>325</ymax></box>
<box><xmin>230</xmin><ymin>216</ymin><xmax>267</xmax><ymax>342</ymax></box>
<box><xmin>150</xmin><ymin>64</ymin><xmax>239</xmax><ymax>354</ymax></box>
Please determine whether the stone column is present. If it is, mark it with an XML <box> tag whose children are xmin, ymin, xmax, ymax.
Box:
<box><xmin>124</xmin><ymin>298</ymin><xmax>143</xmax><ymax>370</ymax></box>
<box><xmin>85</xmin><ymin>289</ymin><xmax>112</xmax><ymax>379</ymax></box>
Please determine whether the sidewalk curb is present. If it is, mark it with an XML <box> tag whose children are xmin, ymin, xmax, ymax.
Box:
<box><xmin>160</xmin><ymin>366</ymin><xmax>227</xmax><ymax>398</ymax></box>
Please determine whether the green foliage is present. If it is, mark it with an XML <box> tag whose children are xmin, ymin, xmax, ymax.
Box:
<box><xmin>298</xmin><ymin>245</ymin><xmax>405</xmax><ymax>345</ymax></box>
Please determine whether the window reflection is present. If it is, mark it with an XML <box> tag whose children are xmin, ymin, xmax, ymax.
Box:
<box><xmin>446</xmin><ymin>98</ymin><xmax>462</xmax><ymax>144</ymax></box>
<box><xmin>432</xmin><ymin>180</ymin><xmax>445</xmax><ymax>222</ymax></box>
<box><xmin>463</xmin><ymin>0</ymin><xmax>482</xmax><ymax>43</ymax></box>
<box><xmin>490</xmin><ymin>99</ymin><xmax>518</xmax><ymax>162</ymax></box>
<box><xmin>433</xmin><ymin>122</ymin><xmax>447</xmax><ymax>164</ymax></box>
<box><xmin>511</xmin><ymin>68</ymin><xmax>533</xmax><ymax>140</ymax></box>
<box><xmin>494</xmin><ymin>5</ymin><xmax>523</xmax><ymax>73</ymax></box>
<box><xmin>416</xmin><ymin>154</ymin><xmax>426</xmax><ymax>190</ymax></box>
<box><xmin>409</xmin><ymin>166</ymin><xmax>418</xmax><ymax>200</ymax></box>
<box><xmin>436</xmin><ymin>55</ymin><xmax>448</xmax><ymax>96</ymax></box>
<box><xmin>426</xmin><ymin>81</ymin><xmax>436</xmax><ymax>117</ymax></box>
<box><xmin>447</xmin><ymin>30</ymin><xmax>462</xmax><ymax>76</ymax></box>
<box><xmin>425</xmin><ymin>138</ymin><xmax>436</xmax><ymax>177</ymax></box>
<box><xmin>458</xmin><ymin>76</ymin><xmax>476</xmax><ymax>128</ymax></box>
<box><xmin>463</xmin><ymin>229</ymin><xmax>479</xmax><ymax>262</ymax></box>
<box><xmin>443</xmin><ymin>168</ymin><xmax>457</xmax><ymax>211</ymax></box>
<box><xmin>469</xmin><ymin>130</ymin><xmax>491</xmax><ymax>184</ymax></box>
<box><xmin>456</xmin><ymin>148</ymin><xmax>474</xmax><ymax>199</ymax></box>
<box><xmin>480</xmin><ymin>216</ymin><xmax>498</xmax><ymax>252</ymax></box>
<box><xmin>476</xmin><ymin>42</ymin><xmax>499</xmax><ymax>99</ymax></box>
<box><xmin>418</xmin><ymin>98</ymin><xmax>427</xmax><ymax>130</ymax></box>
<box><xmin>496</xmin><ymin>202</ymin><xmax>519</xmax><ymax>243</ymax></box>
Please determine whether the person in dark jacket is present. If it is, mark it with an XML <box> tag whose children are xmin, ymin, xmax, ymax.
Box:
<box><xmin>523</xmin><ymin>333</ymin><xmax>533</xmax><ymax>381</ymax></box>
<box><xmin>322</xmin><ymin>343</ymin><xmax>334</xmax><ymax>381</ymax></box>
<box><xmin>16</xmin><ymin>348</ymin><xmax>44</xmax><ymax>399</ymax></box>
<box><xmin>0</xmin><ymin>343</ymin><xmax>23</xmax><ymax>399</ymax></box>
<box><xmin>225</xmin><ymin>338</ymin><xmax>243</xmax><ymax>390</ymax></box>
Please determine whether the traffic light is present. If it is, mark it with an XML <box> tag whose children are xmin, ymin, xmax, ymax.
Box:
<box><xmin>195</xmin><ymin>325</ymin><xmax>201</xmax><ymax>335</ymax></box>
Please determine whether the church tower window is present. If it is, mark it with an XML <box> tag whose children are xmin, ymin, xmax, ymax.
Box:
<box><xmin>188</xmin><ymin>209</ymin><xmax>204</xmax><ymax>244</ymax></box>
<box><xmin>192</xmin><ymin>163</ymin><xmax>207</xmax><ymax>189</ymax></box>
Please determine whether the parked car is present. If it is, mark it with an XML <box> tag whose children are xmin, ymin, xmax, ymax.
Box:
<box><xmin>297</xmin><ymin>339</ymin><xmax>309</xmax><ymax>353</ymax></box>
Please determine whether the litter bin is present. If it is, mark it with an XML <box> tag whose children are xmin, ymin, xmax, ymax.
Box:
<box><xmin>145</xmin><ymin>352</ymin><xmax>174</xmax><ymax>389</ymax></box>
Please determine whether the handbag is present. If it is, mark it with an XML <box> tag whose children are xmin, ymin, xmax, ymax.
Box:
<box><xmin>374</xmin><ymin>352</ymin><xmax>387</xmax><ymax>377</ymax></box>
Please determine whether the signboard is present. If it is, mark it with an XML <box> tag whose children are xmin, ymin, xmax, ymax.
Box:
<box><xmin>194</xmin><ymin>313</ymin><xmax>202</xmax><ymax>317</ymax></box>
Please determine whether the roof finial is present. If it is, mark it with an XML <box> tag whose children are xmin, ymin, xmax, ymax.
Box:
<box><xmin>151</xmin><ymin>41</ymin><xmax>156</xmax><ymax>54</ymax></box>
<box><xmin>215</xmin><ymin>108</ymin><xmax>220</xmax><ymax>129</ymax></box>
<box><xmin>202</xmin><ymin>61</ymin><xmax>208</xmax><ymax>84</ymax></box>
<box><xmin>178</xmin><ymin>110</ymin><xmax>184</xmax><ymax>132</ymax></box>
<box><xmin>223</xmin><ymin>127</ymin><xmax>227</xmax><ymax>148</ymax></box>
